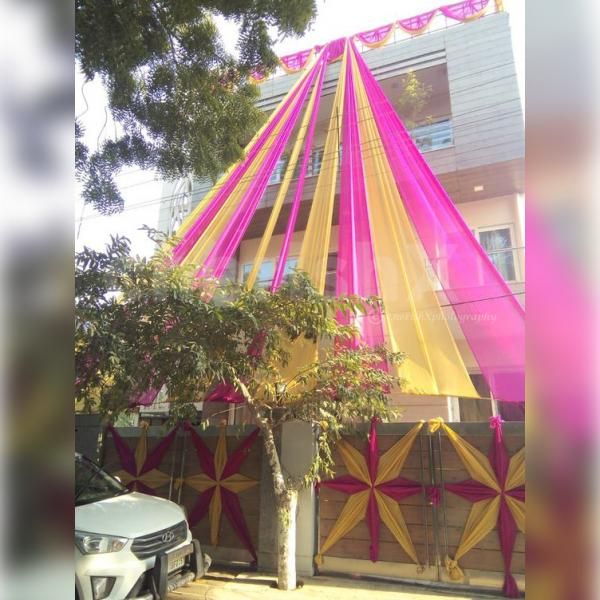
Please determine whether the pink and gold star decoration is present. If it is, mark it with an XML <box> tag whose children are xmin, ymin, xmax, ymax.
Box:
<box><xmin>429</xmin><ymin>417</ymin><xmax>525</xmax><ymax>598</ymax></box>
<box><xmin>316</xmin><ymin>419</ymin><xmax>424</xmax><ymax>566</ymax></box>
<box><xmin>106</xmin><ymin>422</ymin><xmax>178</xmax><ymax>495</ymax></box>
<box><xmin>178</xmin><ymin>423</ymin><xmax>260</xmax><ymax>563</ymax></box>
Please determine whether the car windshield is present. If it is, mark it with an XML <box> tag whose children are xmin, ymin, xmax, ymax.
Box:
<box><xmin>75</xmin><ymin>454</ymin><xmax>130</xmax><ymax>506</ymax></box>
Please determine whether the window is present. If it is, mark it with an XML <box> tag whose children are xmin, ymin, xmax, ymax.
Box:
<box><xmin>308</xmin><ymin>147</ymin><xmax>324</xmax><ymax>177</ymax></box>
<box><xmin>410</xmin><ymin>119</ymin><xmax>454</xmax><ymax>152</ymax></box>
<box><xmin>241</xmin><ymin>257</ymin><xmax>298</xmax><ymax>288</ymax></box>
<box><xmin>324</xmin><ymin>252</ymin><xmax>338</xmax><ymax>296</ymax></box>
<box><xmin>477</xmin><ymin>226</ymin><xmax>517</xmax><ymax>282</ymax></box>
<box><xmin>268</xmin><ymin>155</ymin><xmax>288</xmax><ymax>185</ymax></box>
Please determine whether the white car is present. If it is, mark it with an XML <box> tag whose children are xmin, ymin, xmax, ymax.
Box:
<box><xmin>75</xmin><ymin>453</ymin><xmax>210</xmax><ymax>600</ymax></box>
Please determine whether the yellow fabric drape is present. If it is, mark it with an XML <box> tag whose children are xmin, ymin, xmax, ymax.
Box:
<box><xmin>336</xmin><ymin>440</ymin><xmax>371</xmax><ymax>485</ymax></box>
<box><xmin>375</xmin><ymin>489</ymin><xmax>418</xmax><ymax>564</ymax></box>
<box><xmin>374</xmin><ymin>421</ymin><xmax>424</xmax><ymax>485</ymax></box>
<box><xmin>350</xmin><ymin>51</ymin><xmax>478</xmax><ymax>398</ymax></box>
<box><xmin>246</xmin><ymin>60</ymin><xmax>325</xmax><ymax>289</ymax></box>
<box><xmin>505</xmin><ymin>447</ymin><xmax>525</xmax><ymax>491</ymax></box>
<box><xmin>209</xmin><ymin>486</ymin><xmax>222</xmax><ymax>545</ymax></box>
<box><xmin>505</xmin><ymin>495</ymin><xmax>525</xmax><ymax>534</ymax></box>
<box><xmin>175</xmin><ymin>64</ymin><xmax>312</xmax><ymax>241</ymax></box>
<box><xmin>214</xmin><ymin>426</ymin><xmax>228</xmax><ymax>480</ymax></box>
<box><xmin>317</xmin><ymin>423</ymin><xmax>423</xmax><ymax>565</ymax></box>
<box><xmin>297</xmin><ymin>45</ymin><xmax>348</xmax><ymax>293</ymax></box>
<box><xmin>428</xmin><ymin>418</ymin><xmax>500</xmax><ymax>492</ymax></box>
<box><xmin>315</xmin><ymin>490</ymin><xmax>370</xmax><ymax>565</ymax></box>
<box><xmin>454</xmin><ymin>495</ymin><xmax>501</xmax><ymax>563</ymax></box>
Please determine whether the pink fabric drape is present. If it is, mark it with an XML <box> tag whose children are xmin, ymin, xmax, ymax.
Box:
<box><xmin>200</xmin><ymin>56</ymin><xmax>325</xmax><ymax>279</ymax></box>
<box><xmin>337</xmin><ymin>43</ymin><xmax>386</xmax><ymax>350</ymax></box>
<box><xmin>106</xmin><ymin>425</ymin><xmax>137</xmax><ymax>476</ymax></box>
<box><xmin>398</xmin><ymin>10</ymin><xmax>437</xmax><ymax>32</ymax></box>
<box><xmin>185</xmin><ymin>422</ymin><xmax>216</xmax><ymax>479</ymax></box>
<box><xmin>440</xmin><ymin>0</ymin><xmax>490</xmax><ymax>21</ymax></box>
<box><xmin>221</xmin><ymin>487</ymin><xmax>258</xmax><ymax>562</ymax></box>
<box><xmin>271</xmin><ymin>58</ymin><xmax>327</xmax><ymax>291</ymax></box>
<box><xmin>355</xmin><ymin>23</ymin><xmax>394</xmax><ymax>46</ymax></box>
<box><xmin>350</xmin><ymin>42</ymin><xmax>524</xmax><ymax>404</ymax></box>
<box><xmin>326</xmin><ymin>37</ymin><xmax>347</xmax><ymax>62</ymax></box>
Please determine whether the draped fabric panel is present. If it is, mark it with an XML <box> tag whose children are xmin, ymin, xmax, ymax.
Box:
<box><xmin>429</xmin><ymin>418</ymin><xmax>525</xmax><ymax>598</ymax></box>
<box><xmin>199</xmin><ymin>59</ymin><xmax>325</xmax><ymax>279</ymax></box>
<box><xmin>440</xmin><ymin>0</ymin><xmax>490</xmax><ymax>21</ymax></box>
<box><xmin>349</xmin><ymin>43</ymin><xmax>477</xmax><ymax>397</ymax></box>
<box><xmin>173</xmin><ymin>60</ymin><xmax>318</xmax><ymax>264</ymax></box>
<box><xmin>398</xmin><ymin>11</ymin><xmax>437</xmax><ymax>33</ymax></box>
<box><xmin>317</xmin><ymin>420</ymin><xmax>423</xmax><ymax>566</ymax></box>
<box><xmin>336</xmin><ymin>44</ymin><xmax>386</xmax><ymax>349</ymax></box>
<box><xmin>280</xmin><ymin>49</ymin><xmax>315</xmax><ymax>73</ymax></box>
<box><xmin>355</xmin><ymin>23</ymin><xmax>395</xmax><ymax>48</ymax></box>
<box><xmin>249</xmin><ymin>0</ymin><xmax>498</xmax><ymax>83</ymax></box>
<box><xmin>270</xmin><ymin>61</ymin><xmax>327</xmax><ymax>291</ymax></box>
<box><xmin>351</xmin><ymin>46</ymin><xmax>525</xmax><ymax>404</ymax></box>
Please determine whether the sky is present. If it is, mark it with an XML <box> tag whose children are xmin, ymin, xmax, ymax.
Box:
<box><xmin>75</xmin><ymin>0</ymin><xmax>524</xmax><ymax>258</ymax></box>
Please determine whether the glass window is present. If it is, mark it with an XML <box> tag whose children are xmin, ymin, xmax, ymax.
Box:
<box><xmin>268</xmin><ymin>155</ymin><xmax>288</xmax><ymax>185</ymax></box>
<box><xmin>478</xmin><ymin>227</ymin><xmax>516</xmax><ymax>281</ymax></box>
<box><xmin>241</xmin><ymin>257</ymin><xmax>297</xmax><ymax>288</ymax></box>
<box><xmin>410</xmin><ymin>119</ymin><xmax>454</xmax><ymax>152</ymax></box>
<box><xmin>308</xmin><ymin>147</ymin><xmax>324</xmax><ymax>177</ymax></box>
<box><xmin>75</xmin><ymin>454</ymin><xmax>129</xmax><ymax>506</ymax></box>
<box><xmin>324</xmin><ymin>252</ymin><xmax>338</xmax><ymax>297</ymax></box>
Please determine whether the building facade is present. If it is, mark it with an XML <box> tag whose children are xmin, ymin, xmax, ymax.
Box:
<box><xmin>158</xmin><ymin>11</ymin><xmax>524</xmax><ymax>423</ymax></box>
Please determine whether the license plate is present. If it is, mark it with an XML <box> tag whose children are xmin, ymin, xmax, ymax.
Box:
<box><xmin>167</xmin><ymin>544</ymin><xmax>192</xmax><ymax>573</ymax></box>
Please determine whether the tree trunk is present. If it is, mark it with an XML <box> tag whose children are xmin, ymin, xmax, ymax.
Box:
<box><xmin>276</xmin><ymin>488</ymin><xmax>298</xmax><ymax>591</ymax></box>
<box><xmin>242</xmin><ymin>394</ymin><xmax>299</xmax><ymax>590</ymax></box>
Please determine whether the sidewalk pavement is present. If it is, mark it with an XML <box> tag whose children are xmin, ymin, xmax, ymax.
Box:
<box><xmin>169</xmin><ymin>569</ymin><xmax>500</xmax><ymax>600</ymax></box>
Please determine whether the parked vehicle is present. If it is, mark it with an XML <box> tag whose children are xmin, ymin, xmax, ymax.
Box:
<box><xmin>75</xmin><ymin>453</ymin><xmax>210</xmax><ymax>600</ymax></box>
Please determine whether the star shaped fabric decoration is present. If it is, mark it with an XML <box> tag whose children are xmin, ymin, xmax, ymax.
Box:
<box><xmin>316</xmin><ymin>419</ymin><xmax>424</xmax><ymax>566</ymax></box>
<box><xmin>179</xmin><ymin>424</ymin><xmax>259</xmax><ymax>564</ymax></box>
<box><xmin>429</xmin><ymin>417</ymin><xmax>525</xmax><ymax>598</ymax></box>
<box><xmin>107</xmin><ymin>422</ymin><xmax>178</xmax><ymax>494</ymax></box>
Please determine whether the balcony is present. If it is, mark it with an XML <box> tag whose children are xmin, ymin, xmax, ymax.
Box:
<box><xmin>409</xmin><ymin>118</ymin><xmax>454</xmax><ymax>153</ymax></box>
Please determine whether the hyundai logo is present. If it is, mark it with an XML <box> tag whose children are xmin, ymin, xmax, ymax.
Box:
<box><xmin>161</xmin><ymin>531</ymin><xmax>175</xmax><ymax>543</ymax></box>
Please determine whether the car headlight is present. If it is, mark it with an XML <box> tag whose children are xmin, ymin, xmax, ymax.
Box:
<box><xmin>75</xmin><ymin>531</ymin><xmax>128</xmax><ymax>554</ymax></box>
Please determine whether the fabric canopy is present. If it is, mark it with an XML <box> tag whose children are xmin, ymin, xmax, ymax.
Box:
<box><xmin>172</xmin><ymin>36</ymin><xmax>524</xmax><ymax>405</ymax></box>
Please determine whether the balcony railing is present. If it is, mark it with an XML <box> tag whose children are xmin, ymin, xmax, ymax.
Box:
<box><xmin>410</xmin><ymin>118</ymin><xmax>454</xmax><ymax>152</ymax></box>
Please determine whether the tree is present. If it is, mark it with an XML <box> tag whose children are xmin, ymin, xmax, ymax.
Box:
<box><xmin>75</xmin><ymin>238</ymin><xmax>404</xmax><ymax>589</ymax></box>
<box><xmin>76</xmin><ymin>0</ymin><xmax>317</xmax><ymax>214</ymax></box>
<box><xmin>395</xmin><ymin>70</ymin><xmax>432</xmax><ymax>131</ymax></box>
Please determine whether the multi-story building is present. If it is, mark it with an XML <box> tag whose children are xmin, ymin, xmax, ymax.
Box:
<box><xmin>158</xmin><ymin>10</ymin><xmax>524</xmax><ymax>423</ymax></box>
